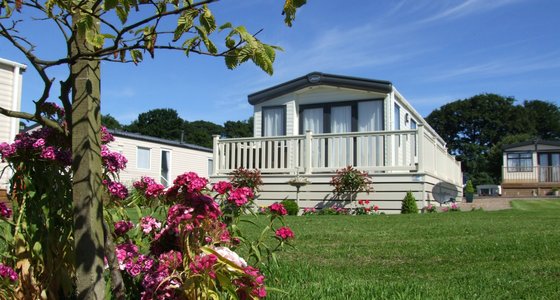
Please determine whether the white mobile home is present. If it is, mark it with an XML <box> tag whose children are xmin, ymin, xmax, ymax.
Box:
<box><xmin>108</xmin><ymin>130</ymin><xmax>213</xmax><ymax>187</ymax></box>
<box><xmin>211</xmin><ymin>72</ymin><xmax>462</xmax><ymax>213</ymax></box>
<box><xmin>0</xmin><ymin>58</ymin><xmax>26</xmax><ymax>192</ymax></box>
<box><xmin>501</xmin><ymin>140</ymin><xmax>560</xmax><ymax>197</ymax></box>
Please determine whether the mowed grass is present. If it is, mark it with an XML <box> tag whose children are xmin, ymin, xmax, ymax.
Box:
<box><xmin>241</xmin><ymin>199</ymin><xmax>560</xmax><ymax>299</ymax></box>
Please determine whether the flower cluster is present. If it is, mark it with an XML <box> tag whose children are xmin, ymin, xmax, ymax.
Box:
<box><xmin>0</xmin><ymin>202</ymin><xmax>12</xmax><ymax>219</ymax></box>
<box><xmin>140</xmin><ymin>216</ymin><xmax>162</xmax><ymax>235</ymax></box>
<box><xmin>424</xmin><ymin>204</ymin><xmax>437</xmax><ymax>213</ymax></box>
<box><xmin>165</xmin><ymin>172</ymin><xmax>208</xmax><ymax>201</ymax></box>
<box><xmin>212</xmin><ymin>181</ymin><xmax>233</xmax><ymax>195</ymax></box>
<box><xmin>101</xmin><ymin>145</ymin><xmax>128</xmax><ymax>174</ymax></box>
<box><xmin>114</xmin><ymin>220</ymin><xmax>134</xmax><ymax>236</ymax></box>
<box><xmin>275</xmin><ymin>227</ymin><xmax>295</xmax><ymax>240</ymax></box>
<box><xmin>189</xmin><ymin>254</ymin><xmax>218</xmax><ymax>278</ymax></box>
<box><xmin>302</xmin><ymin>207</ymin><xmax>317</xmax><ymax>215</ymax></box>
<box><xmin>269</xmin><ymin>202</ymin><xmax>287</xmax><ymax>216</ymax></box>
<box><xmin>234</xmin><ymin>266</ymin><xmax>266</xmax><ymax>299</ymax></box>
<box><xmin>213</xmin><ymin>246</ymin><xmax>247</xmax><ymax>269</ymax></box>
<box><xmin>450</xmin><ymin>203</ymin><xmax>460</xmax><ymax>212</ymax></box>
<box><xmin>103</xmin><ymin>180</ymin><xmax>129</xmax><ymax>199</ymax></box>
<box><xmin>133</xmin><ymin>176</ymin><xmax>165</xmax><ymax>199</ymax></box>
<box><xmin>227</xmin><ymin>187</ymin><xmax>254</xmax><ymax>207</ymax></box>
<box><xmin>0</xmin><ymin>264</ymin><xmax>17</xmax><ymax>282</ymax></box>
<box><xmin>0</xmin><ymin>128</ymin><xmax>71</xmax><ymax>166</ymax></box>
<box><xmin>100</xmin><ymin>126</ymin><xmax>115</xmax><ymax>144</ymax></box>
<box><xmin>355</xmin><ymin>200</ymin><xmax>379</xmax><ymax>215</ymax></box>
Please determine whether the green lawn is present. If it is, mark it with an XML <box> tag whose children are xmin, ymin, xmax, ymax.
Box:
<box><xmin>246</xmin><ymin>200</ymin><xmax>560</xmax><ymax>299</ymax></box>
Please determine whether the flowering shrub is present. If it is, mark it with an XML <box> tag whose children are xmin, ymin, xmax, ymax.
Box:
<box><xmin>0</xmin><ymin>102</ymin><xmax>133</xmax><ymax>298</ymax></box>
<box><xmin>318</xmin><ymin>205</ymin><xmax>349</xmax><ymax>215</ymax></box>
<box><xmin>229</xmin><ymin>167</ymin><xmax>263</xmax><ymax>194</ymax></box>
<box><xmin>0</xmin><ymin>103</ymin><xmax>294</xmax><ymax>299</ymax></box>
<box><xmin>302</xmin><ymin>207</ymin><xmax>317</xmax><ymax>215</ymax></box>
<box><xmin>424</xmin><ymin>204</ymin><xmax>437</xmax><ymax>213</ymax></box>
<box><xmin>106</xmin><ymin>172</ymin><xmax>294</xmax><ymax>299</ymax></box>
<box><xmin>354</xmin><ymin>200</ymin><xmax>380</xmax><ymax>215</ymax></box>
<box><xmin>330</xmin><ymin>166</ymin><xmax>372</xmax><ymax>197</ymax></box>
<box><xmin>449</xmin><ymin>203</ymin><xmax>460</xmax><ymax>212</ymax></box>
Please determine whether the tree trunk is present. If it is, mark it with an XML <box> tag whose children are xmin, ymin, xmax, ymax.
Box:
<box><xmin>71</xmin><ymin>12</ymin><xmax>106</xmax><ymax>299</ymax></box>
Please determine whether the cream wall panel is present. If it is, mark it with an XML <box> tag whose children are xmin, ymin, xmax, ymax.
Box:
<box><xmin>108</xmin><ymin>135</ymin><xmax>212</xmax><ymax>187</ymax></box>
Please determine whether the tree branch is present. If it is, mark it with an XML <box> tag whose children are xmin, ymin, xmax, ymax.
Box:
<box><xmin>0</xmin><ymin>106</ymin><xmax>64</xmax><ymax>134</ymax></box>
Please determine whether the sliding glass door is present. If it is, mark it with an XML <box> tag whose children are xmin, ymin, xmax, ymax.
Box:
<box><xmin>357</xmin><ymin>101</ymin><xmax>384</xmax><ymax>167</ymax></box>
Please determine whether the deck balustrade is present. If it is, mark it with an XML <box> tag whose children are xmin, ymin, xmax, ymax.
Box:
<box><xmin>212</xmin><ymin>125</ymin><xmax>462</xmax><ymax>185</ymax></box>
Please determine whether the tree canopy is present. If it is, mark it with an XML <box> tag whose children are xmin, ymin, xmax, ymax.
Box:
<box><xmin>426</xmin><ymin>94</ymin><xmax>560</xmax><ymax>185</ymax></box>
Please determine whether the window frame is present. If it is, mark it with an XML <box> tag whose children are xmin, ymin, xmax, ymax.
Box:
<box><xmin>298</xmin><ymin>99</ymin><xmax>384</xmax><ymax>134</ymax></box>
<box><xmin>507</xmin><ymin>152</ymin><xmax>533</xmax><ymax>172</ymax></box>
<box><xmin>137</xmin><ymin>146</ymin><xmax>151</xmax><ymax>170</ymax></box>
<box><xmin>261</xmin><ymin>105</ymin><xmax>287</xmax><ymax>137</ymax></box>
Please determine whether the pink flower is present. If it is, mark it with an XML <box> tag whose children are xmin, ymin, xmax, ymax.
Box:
<box><xmin>100</xmin><ymin>126</ymin><xmax>115</xmax><ymax>144</ymax></box>
<box><xmin>213</xmin><ymin>181</ymin><xmax>233</xmax><ymax>194</ymax></box>
<box><xmin>373</xmin><ymin>205</ymin><xmax>379</xmax><ymax>212</ymax></box>
<box><xmin>140</xmin><ymin>216</ymin><xmax>162</xmax><ymax>234</ymax></box>
<box><xmin>114</xmin><ymin>220</ymin><xmax>134</xmax><ymax>236</ymax></box>
<box><xmin>269</xmin><ymin>203</ymin><xmax>287</xmax><ymax>216</ymax></box>
<box><xmin>0</xmin><ymin>202</ymin><xmax>12</xmax><ymax>219</ymax></box>
<box><xmin>40</xmin><ymin>146</ymin><xmax>56</xmax><ymax>160</ymax></box>
<box><xmin>275</xmin><ymin>227</ymin><xmax>295</xmax><ymax>240</ymax></box>
<box><xmin>104</xmin><ymin>180</ymin><xmax>129</xmax><ymax>199</ymax></box>
<box><xmin>0</xmin><ymin>263</ymin><xmax>18</xmax><ymax>282</ymax></box>
<box><xmin>189</xmin><ymin>254</ymin><xmax>217</xmax><ymax>278</ymax></box>
<box><xmin>32</xmin><ymin>138</ymin><xmax>45</xmax><ymax>149</ymax></box>
<box><xmin>0</xmin><ymin>142</ymin><xmax>15</xmax><ymax>161</ymax></box>
<box><xmin>101</xmin><ymin>145</ymin><xmax>128</xmax><ymax>173</ymax></box>
<box><xmin>213</xmin><ymin>246</ymin><xmax>247</xmax><ymax>269</ymax></box>
<box><xmin>227</xmin><ymin>187</ymin><xmax>254</xmax><ymax>207</ymax></box>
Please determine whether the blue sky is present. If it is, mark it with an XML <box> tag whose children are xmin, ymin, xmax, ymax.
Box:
<box><xmin>2</xmin><ymin>0</ymin><xmax>559</xmax><ymax>125</ymax></box>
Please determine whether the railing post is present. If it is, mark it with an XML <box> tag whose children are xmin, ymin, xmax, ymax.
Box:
<box><xmin>212</xmin><ymin>134</ymin><xmax>220</xmax><ymax>176</ymax></box>
<box><xmin>305</xmin><ymin>130</ymin><xmax>312</xmax><ymax>175</ymax></box>
<box><xmin>417</xmin><ymin>124</ymin><xmax>425</xmax><ymax>173</ymax></box>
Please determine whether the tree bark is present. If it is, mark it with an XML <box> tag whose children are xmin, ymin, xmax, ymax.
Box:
<box><xmin>71</xmin><ymin>12</ymin><xmax>106</xmax><ymax>299</ymax></box>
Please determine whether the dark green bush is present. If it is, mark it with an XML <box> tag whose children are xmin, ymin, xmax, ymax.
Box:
<box><xmin>401</xmin><ymin>191</ymin><xmax>418</xmax><ymax>214</ymax></box>
<box><xmin>281</xmin><ymin>200</ymin><xmax>299</xmax><ymax>215</ymax></box>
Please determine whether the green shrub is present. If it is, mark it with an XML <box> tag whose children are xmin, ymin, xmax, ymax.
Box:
<box><xmin>401</xmin><ymin>191</ymin><xmax>419</xmax><ymax>214</ymax></box>
<box><xmin>281</xmin><ymin>199</ymin><xmax>299</xmax><ymax>215</ymax></box>
<box><xmin>330</xmin><ymin>166</ymin><xmax>372</xmax><ymax>197</ymax></box>
<box><xmin>465</xmin><ymin>180</ymin><xmax>475</xmax><ymax>194</ymax></box>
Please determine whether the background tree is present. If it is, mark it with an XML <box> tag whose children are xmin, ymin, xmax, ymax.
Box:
<box><xmin>426</xmin><ymin>94</ymin><xmax>560</xmax><ymax>185</ymax></box>
<box><xmin>125</xmin><ymin>108</ymin><xmax>184</xmax><ymax>140</ymax></box>
<box><xmin>224</xmin><ymin>116</ymin><xmax>253</xmax><ymax>138</ymax></box>
<box><xmin>183</xmin><ymin>119</ymin><xmax>224</xmax><ymax>147</ymax></box>
<box><xmin>522</xmin><ymin>100</ymin><xmax>560</xmax><ymax>140</ymax></box>
<box><xmin>101</xmin><ymin>114</ymin><xmax>123</xmax><ymax>130</ymax></box>
<box><xmin>0</xmin><ymin>0</ymin><xmax>305</xmax><ymax>298</ymax></box>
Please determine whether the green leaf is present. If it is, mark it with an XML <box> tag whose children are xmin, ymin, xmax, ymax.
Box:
<box><xmin>199</xmin><ymin>5</ymin><xmax>216</xmax><ymax>34</ymax></box>
<box><xmin>219</xmin><ymin>22</ymin><xmax>233</xmax><ymax>31</ymax></box>
<box><xmin>116</xmin><ymin>6</ymin><xmax>128</xmax><ymax>24</ymax></box>
<box><xmin>104</xmin><ymin>0</ymin><xmax>118</xmax><ymax>11</ymax></box>
<box><xmin>195</xmin><ymin>26</ymin><xmax>217</xmax><ymax>54</ymax></box>
<box><xmin>283</xmin><ymin>0</ymin><xmax>306</xmax><ymax>27</ymax></box>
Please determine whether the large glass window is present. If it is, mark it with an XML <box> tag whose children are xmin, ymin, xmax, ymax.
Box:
<box><xmin>262</xmin><ymin>106</ymin><xmax>286</xmax><ymax>136</ymax></box>
<box><xmin>302</xmin><ymin>107</ymin><xmax>324</xmax><ymax>133</ymax></box>
<box><xmin>137</xmin><ymin>147</ymin><xmax>151</xmax><ymax>169</ymax></box>
<box><xmin>507</xmin><ymin>152</ymin><xmax>532</xmax><ymax>172</ymax></box>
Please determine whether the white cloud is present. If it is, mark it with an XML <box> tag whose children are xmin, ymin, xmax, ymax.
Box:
<box><xmin>417</xmin><ymin>0</ymin><xmax>525</xmax><ymax>24</ymax></box>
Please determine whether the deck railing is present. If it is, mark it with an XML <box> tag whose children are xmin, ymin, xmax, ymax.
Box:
<box><xmin>502</xmin><ymin>166</ymin><xmax>560</xmax><ymax>183</ymax></box>
<box><xmin>212</xmin><ymin>125</ymin><xmax>462</xmax><ymax>185</ymax></box>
